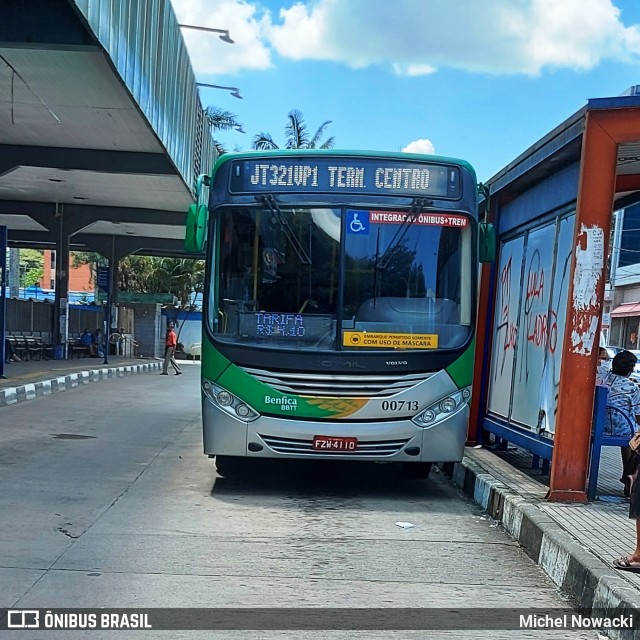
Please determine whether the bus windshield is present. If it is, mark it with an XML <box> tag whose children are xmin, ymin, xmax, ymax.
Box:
<box><xmin>210</xmin><ymin>205</ymin><xmax>473</xmax><ymax>352</ymax></box>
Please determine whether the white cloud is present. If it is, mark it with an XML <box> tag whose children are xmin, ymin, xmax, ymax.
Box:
<box><xmin>265</xmin><ymin>2</ymin><xmax>329</xmax><ymax>60</ymax></box>
<box><xmin>266</xmin><ymin>0</ymin><xmax>640</xmax><ymax>76</ymax></box>
<box><xmin>402</xmin><ymin>139</ymin><xmax>436</xmax><ymax>155</ymax></box>
<box><xmin>170</xmin><ymin>0</ymin><xmax>272</xmax><ymax>75</ymax></box>
<box><xmin>170</xmin><ymin>0</ymin><xmax>640</xmax><ymax>77</ymax></box>
<box><xmin>393</xmin><ymin>63</ymin><xmax>437</xmax><ymax>77</ymax></box>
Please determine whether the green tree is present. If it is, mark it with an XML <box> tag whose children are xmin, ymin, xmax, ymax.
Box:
<box><xmin>72</xmin><ymin>253</ymin><xmax>154</xmax><ymax>293</ymax></box>
<box><xmin>205</xmin><ymin>106</ymin><xmax>243</xmax><ymax>155</ymax></box>
<box><xmin>115</xmin><ymin>256</ymin><xmax>156</xmax><ymax>292</ymax></box>
<box><xmin>71</xmin><ymin>253</ymin><xmax>204</xmax><ymax>308</ymax></box>
<box><xmin>149</xmin><ymin>258</ymin><xmax>205</xmax><ymax>309</ymax></box>
<box><xmin>252</xmin><ymin>109</ymin><xmax>335</xmax><ymax>150</ymax></box>
<box><xmin>20</xmin><ymin>249</ymin><xmax>44</xmax><ymax>288</ymax></box>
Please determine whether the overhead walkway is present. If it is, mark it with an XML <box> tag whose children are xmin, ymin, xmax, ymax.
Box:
<box><xmin>0</xmin><ymin>0</ymin><xmax>214</xmax><ymax>257</ymax></box>
<box><xmin>0</xmin><ymin>0</ymin><xmax>216</xmax><ymax>356</ymax></box>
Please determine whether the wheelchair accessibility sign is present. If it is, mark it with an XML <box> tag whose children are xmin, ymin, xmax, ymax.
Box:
<box><xmin>346</xmin><ymin>209</ymin><xmax>369</xmax><ymax>234</ymax></box>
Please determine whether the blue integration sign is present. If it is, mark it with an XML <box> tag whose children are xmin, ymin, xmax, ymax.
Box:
<box><xmin>96</xmin><ymin>267</ymin><xmax>110</xmax><ymax>293</ymax></box>
<box><xmin>228</xmin><ymin>157</ymin><xmax>461</xmax><ymax>199</ymax></box>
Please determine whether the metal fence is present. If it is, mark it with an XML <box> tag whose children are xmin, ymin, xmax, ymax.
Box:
<box><xmin>5</xmin><ymin>298</ymin><xmax>102</xmax><ymax>342</ymax></box>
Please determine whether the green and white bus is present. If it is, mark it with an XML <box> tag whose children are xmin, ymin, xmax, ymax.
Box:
<box><xmin>186</xmin><ymin>150</ymin><xmax>490</xmax><ymax>478</ymax></box>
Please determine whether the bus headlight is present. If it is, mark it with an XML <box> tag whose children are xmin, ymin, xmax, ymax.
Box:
<box><xmin>202</xmin><ymin>379</ymin><xmax>260</xmax><ymax>422</ymax></box>
<box><xmin>236</xmin><ymin>404</ymin><xmax>251</xmax><ymax>418</ymax></box>
<box><xmin>439</xmin><ymin>397</ymin><xmax>456</xmax><ymax>413</ymax></box>
<box><xmin>412</xmin><ymin>387</ymin><xmax>471</xmax><ymax>428</ymax></box>
<box><xmin>422</xmin><ymin>409</ymin><xmax>437</xmax><ymax>423</ymax></box>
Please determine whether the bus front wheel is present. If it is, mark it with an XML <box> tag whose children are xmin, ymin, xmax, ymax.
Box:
<box><xmin>215</xmin><ymin>455</ymin><xmax>245</xmax><ymax>477</ymax></box>
<box><xmin>402</xmin><ymin>462</ymin><xmax>433</xmax><ymax>479</ymax></box>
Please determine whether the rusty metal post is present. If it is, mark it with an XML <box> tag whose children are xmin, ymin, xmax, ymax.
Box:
<box><xmin>468</xmin><ymin>260</ymin><xmax>495</xmax><ymax>444</ymax></box>
<box><xmin>548</xmin><ymin>113</ymin><xmax>617</xmax><ymax>502</ymax></box>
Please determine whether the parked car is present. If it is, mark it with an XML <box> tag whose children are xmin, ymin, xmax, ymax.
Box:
<box><xmin>605</xmin><ymin>345</ymin><xmax>624</xmax><ymax>360</ymax></box>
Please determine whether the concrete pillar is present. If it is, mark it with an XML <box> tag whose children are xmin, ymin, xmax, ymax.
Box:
<box><xmin>0</xmin><ymin>226</ymin><xmax>7</xmax><ymax>378</ymax></box>
<box><xmin>53</xmin><ymin>204</ymin><xmax>70</xmax><ymax>358</ymax></box>
<box><xmin>8</xmin><ymin>248</ymin><xmax>19</xmax><ymax>298</ymax></box>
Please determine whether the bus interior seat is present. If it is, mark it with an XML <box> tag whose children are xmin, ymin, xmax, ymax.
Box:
<box><xmin>355</xmin><ymin>297</ymin><xmax>460</xmax><ymax>324</ymax></box>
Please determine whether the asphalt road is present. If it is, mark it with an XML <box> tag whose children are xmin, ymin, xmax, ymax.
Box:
<box><xmin>0</xmin><ymin>363</ymin><xmax>599</xmax><ymax>639</ymax></box>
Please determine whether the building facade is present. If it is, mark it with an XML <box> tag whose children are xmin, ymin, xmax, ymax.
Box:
<box><xmin>40</xmin><ymin>250</ymin><xmax>93</xmax><ymax>296</ymax></box>
<box><xmin>609</xmin><ymin>203</ymin><xmax>640</xmax><ymax>349</ymax></box>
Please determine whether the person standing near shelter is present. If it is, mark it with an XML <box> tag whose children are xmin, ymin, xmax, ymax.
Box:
<box><xmin>615</xmin><ymin>444</ymin><xmax>640</xmax><ymax>572</ymax></box>
<box><xmin>596</xmin><ymin>347</ymin><xmax>611</xmax><ymax>385</ymax></box>
<box><xmin>109</xmin><ymin>328</ymin><xmax>120</xmax><ymax>356</ymax></box>
<box><xmin>80</xmin><ymin>328</ymin><xmax>94</xmax><ymax>357</ymax></box>
<box><xmin>118</xmin><ymin>327</ymin><xmax>126</xmax><ymax>355</ymax></box>
<box><xmin>161</xmin><ymin>323</ymin><xmax>182</xmax><ymax>376</ymax></box>
<box><xmin>94</xmin><ymin>328</ymin><xmax>105</xmax><ymax>358</ymax></box>
<box><xmin>598</xmin><ymin>350</ymin><xmax>640</xmax><ymax>497</ymax></box>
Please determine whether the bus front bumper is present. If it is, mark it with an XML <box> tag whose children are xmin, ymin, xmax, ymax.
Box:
<box><xmin>203</xmin><ymin>401</ymin><xmax>469</xmax><ymax>463</ymax></box>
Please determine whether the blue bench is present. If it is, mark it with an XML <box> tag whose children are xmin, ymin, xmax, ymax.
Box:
<box><xmin>68</xmin><ymin>337</ymin><xmax>91</xmax><ymax>358</ymax></box>
<box><xmin>487</xmin><ymin>385</ymin><xmax>633</xmax><ymax>501</ymax></box>
<box><xmin>587</xmin><ymin>385</ymin><xmax>636</xmax><ymax>500</ymax></box>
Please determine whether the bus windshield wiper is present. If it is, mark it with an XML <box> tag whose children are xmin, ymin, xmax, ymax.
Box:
<box><xmin>376</xmin><ymin>198</ymin><xmax>429</xmax><ymax>270</ymax></box>
<box><xmin>257</xmin><ymin>194</ymin><xmax>312</xmax><ymax>265</ymax></box>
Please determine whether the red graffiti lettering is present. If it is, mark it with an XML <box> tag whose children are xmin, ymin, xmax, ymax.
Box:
<box><xmin>548</xmin><ymin>311</ymin><xmax>558</xmax><ymax>353</ymax></box>
<box><xmin>526</xmin><ymin>311</ymin><xmax>558</xmax><ymax>351</ymax></box>
<box><xmin>496</xmin><ymin>256</ymin><xmax>518</xmax><ymax>354</ymax></box>
<box><xmin>526</xmin><ymin>269</ymin><xmax>544</xmax><ymax>301</ymax></box>
<box><xmin>500</xmin><ymin>257</ymin><xmax>512</xmax><ymax>302</ymax></box>
<box><xmin>527</xmin><ymin>314</ymin><xmax>548</xmax><ymax>346</ymax></box>
<box><xmin>503</xmin><ymin>322</ymin><xmax>518</xmax><ymax>352</ymax></box>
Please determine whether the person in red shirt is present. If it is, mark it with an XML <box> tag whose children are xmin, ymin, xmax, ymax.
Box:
<box><xmin>160</xmin><ymin>322</ymin><xmax>182</xmax><ymax>376</ymax></box>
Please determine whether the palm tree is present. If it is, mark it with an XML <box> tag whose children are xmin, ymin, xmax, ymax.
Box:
<box><xmin>253</xmin><ymin>109</ymin><xmax>335</xmax><ymax>150</ymax></box>
<box><xmin>205</xmin><ymin>106</ymin><xmax>243</xmax><ymax>155</ymax></box>
<box><xmin>150</xmin><ymin>258</ymin><xmax>205</xmax><ymax>309</ymax></box>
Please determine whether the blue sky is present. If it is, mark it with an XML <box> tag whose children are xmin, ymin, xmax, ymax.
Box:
<box><xmin>170</xmin><ymin>0</ymin><xmax>640</xmax><ymax>183</ymax></box>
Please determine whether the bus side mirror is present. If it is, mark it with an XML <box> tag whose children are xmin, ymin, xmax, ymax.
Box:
<box><xmin>195</xmin><ymin>173</ymin><xmax>211</xmax><ymax>200</ymax></box>
<box><xmin>185</xmin><ymin>203</ymin><xmax>208</xmax><ymax>253</ymax></box>
<box><xmin>479</xmin><ymin>222</ymin><xmax>496</xmax><ymax>263</ymax></box>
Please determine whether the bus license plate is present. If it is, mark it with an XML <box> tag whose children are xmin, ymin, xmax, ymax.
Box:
<box><xmin>312</xmin><ymin>436</ymin><xmax>358</xmax><ymax>451</ymax></box>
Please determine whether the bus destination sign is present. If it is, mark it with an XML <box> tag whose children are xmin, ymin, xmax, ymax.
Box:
<box><xmin>229</xmin><ymin>158</ymin><xmax>460</xmax><ymax>198</ymax></box>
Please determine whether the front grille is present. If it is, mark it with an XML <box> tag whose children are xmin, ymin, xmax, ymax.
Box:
<box><xmin>260</xmin><ymin>434</ymin><xmax>411</xmax><ymax>456</ymax></box>
<box><xmin>241</xmin><ymin>366</ymin><xmax>430</xmax><ymax>397</ymax></box>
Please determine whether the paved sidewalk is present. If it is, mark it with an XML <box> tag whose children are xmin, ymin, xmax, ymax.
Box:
<box><xmin>0</xmin><ymin>355</ymin><xmax>162</xmax><ymax>406</ymax></box>
<box><xmin>449</xmin><ymin>446</ymin><xmax>640</xmax><ymax>639</ymax></box>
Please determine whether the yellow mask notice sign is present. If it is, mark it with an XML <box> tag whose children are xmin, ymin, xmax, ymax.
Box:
<box><xmin>343</xmin><ymin>331</ymin><xmax>438</xmax><ymax>349</ymax></box>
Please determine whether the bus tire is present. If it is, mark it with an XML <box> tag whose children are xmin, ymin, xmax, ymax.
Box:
<box><xmin>402</xmin><ymin>462</ymin><xmax>432</xmax><ymax>479</ymax></box>
<box><xmin>215</xmin><ymin>455</ymin><xmax>244</xmax><ymax>477</ymax></box>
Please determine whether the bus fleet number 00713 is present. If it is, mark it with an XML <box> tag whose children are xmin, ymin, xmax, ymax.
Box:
<box><xmin>381</xmin><ymin>400</ymin><xmax>419</xmax><ymax>412</ymax></box>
